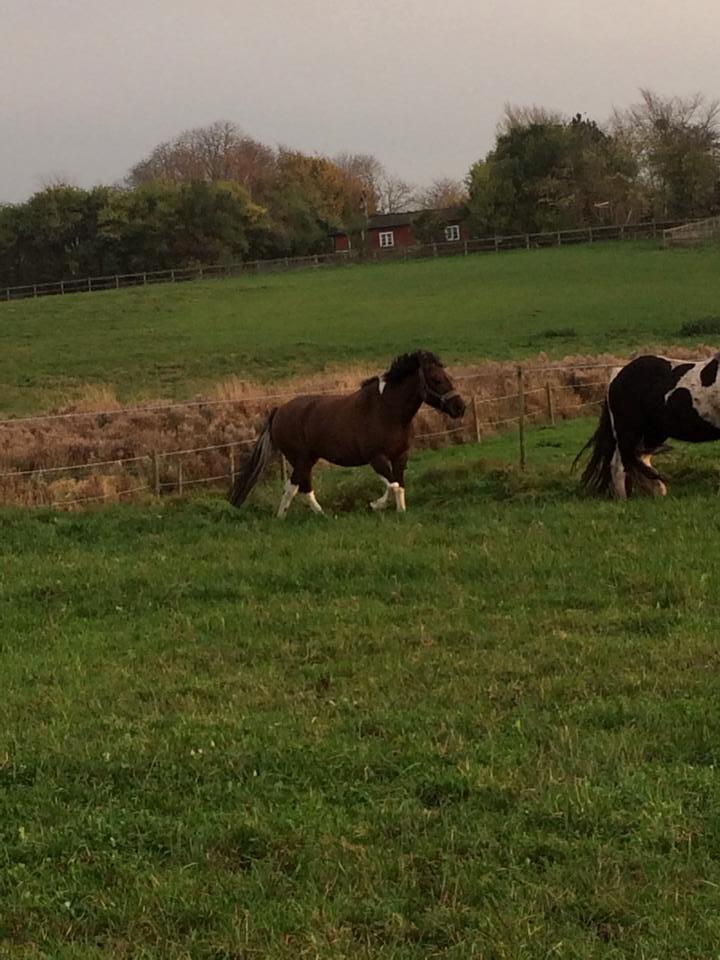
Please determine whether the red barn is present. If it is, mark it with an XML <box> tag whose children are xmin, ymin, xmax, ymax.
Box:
<box><xmin>330</xmin><ymin>207</ymin><xmax>469</xmax><ymax>253</ymax></box>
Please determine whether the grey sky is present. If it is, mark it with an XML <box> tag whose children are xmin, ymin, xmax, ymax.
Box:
<box><xmin>2</xmin><ymin>0</ymin><xmax>719</xmax><ymax>204</ymax></box>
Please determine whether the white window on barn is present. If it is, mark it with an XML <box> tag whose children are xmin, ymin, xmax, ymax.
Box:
<box><xmin>379</xmin><ymin>231</ymin><xmax>395</xmax><ymax>248</ymax></box>
<box><xmin>445</xmin><ymin>224</ymin><xmax>461</xmax><ymax>242</ymax></box>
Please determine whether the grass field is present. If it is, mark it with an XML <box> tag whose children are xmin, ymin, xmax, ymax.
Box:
<box><xmin>4</xmin><ymin>421</ymin><xmax>720</xmax><ymax>957</ymax></box>
<box><xmin>2</xmin><ymin>241</ymin><xmax>720</xmax><ymax>415</ymax></box>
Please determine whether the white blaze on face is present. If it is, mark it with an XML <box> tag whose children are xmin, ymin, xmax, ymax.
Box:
<box><xmin>378</xmin><ymin>377</ymin><xmax>387</xmax><ymax>395</ymax></box>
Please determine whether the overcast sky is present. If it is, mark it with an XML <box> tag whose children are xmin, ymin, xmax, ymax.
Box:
<box><xmin>2</xmin><ymin>0</ymin><xmax>719</xmax><ymax>204</ymax></box>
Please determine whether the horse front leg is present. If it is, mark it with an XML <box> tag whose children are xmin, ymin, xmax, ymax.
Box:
<box><xmin>370</xmin><ymin>454</ymin><xmax>407</xmax><ymax>513</ymax></box>
<box><xmin>369</xmin><ymin>455</ymin><xmax>395</xmax><ymax>511</ymax></box>
<box><xmin>391</xmin><ymin>453</ymin><xmax>408</xmax><ymax>512</ymax></box>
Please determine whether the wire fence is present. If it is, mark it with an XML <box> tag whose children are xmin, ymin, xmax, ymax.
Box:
<box><xmin>0</xmin><ymin>219</ymin><xmax>698</xmax><ymax>304</ymax></box>
<box><xmin>0</xmin><ymin>362</ymin><xmax>616</xmax><ymax>509</ymax></box>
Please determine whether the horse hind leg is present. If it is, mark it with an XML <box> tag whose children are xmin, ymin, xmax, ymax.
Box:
<box><xmin>304</xmin><ymin>490</ymin><xmax>325</xmax><ymax>514</ymax></box>
<box><xmin>639</xmin><ymin>452</ymin><xmax>668</xmax><ymax>497</ymax></box>
<box><xmin>610</xmin><ymin>447</ymin><xmax>628</xmax><ymax>499</ymax></box>
<box><xmin>277</xmin><ymin>478</ymin><xmax>299</xmax><ymax>517</ymax></box>
<box><xmin>290</xmin><ymin>459</ymin><xmax>325</xmax><ymax>516</ymax></box>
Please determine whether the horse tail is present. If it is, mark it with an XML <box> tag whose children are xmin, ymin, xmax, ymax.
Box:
<box><xmin>574</xmin><ymin>399</ymin><xmax>616</xmax><ymax>495</ymax></box>
<box><xmin>229</xmin><ymin>410</ymin><xmax>278</xmax><ymax>507</ymax></box>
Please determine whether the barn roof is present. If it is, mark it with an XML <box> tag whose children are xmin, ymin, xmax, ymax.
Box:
<box><xmin>330</xmin><ymin>206</ymin><xmax>467</xmax><ymax>237</ymax></box>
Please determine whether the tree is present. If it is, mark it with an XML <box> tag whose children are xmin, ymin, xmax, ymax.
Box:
<box><xmin>466</xmin><ymin>109</ymin><xmax>643</xmax><ymax>235</ymax></box>
<box><xmin>333</xmin><ymin>152</ymin><xmax>383</xmax><ymax>213</ymax></box>
<box><xmin>611</xmin><ymin>89</ymin><xmax>720</xmax><ymax>218</ymax></box>
<box><xmin>127</xmin><ymin>120</ymin><xmax>276</xmax><ymax>199</ymax></box>
<box><xmin>416</xmin><ymin>178</ymin><xmax>467</xmax><ymax>210</ymax></box>
<box><xmin>377</xmin><ymin>173</ymin><xmax>416</xmax><ymax>213</ymax></box>
<box><xmin>121</xmin><ymin>181</ymin><xmax>265</xmax><ymax>271</ymax></box>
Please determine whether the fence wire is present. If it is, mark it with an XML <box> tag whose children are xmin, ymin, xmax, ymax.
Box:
<box><xmin>0</xmin><ymin>362</ymin><xmax>615</xmax><ymax>509</ymax></box>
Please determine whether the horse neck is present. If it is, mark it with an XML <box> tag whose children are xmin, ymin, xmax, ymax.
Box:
<box><xmin>385</xmin><ymin>374</ymin><xmax>423</xmax><ymax>425</ymax></box>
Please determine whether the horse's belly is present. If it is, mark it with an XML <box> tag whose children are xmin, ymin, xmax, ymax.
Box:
<box><xmin>665</xmin><ymin>386</ymin><xmax>720</xmax><ymax>442</ymax></box>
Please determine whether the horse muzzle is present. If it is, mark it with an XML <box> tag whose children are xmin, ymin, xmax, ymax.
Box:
<box><xmin>443</xmin><ymin>392</ymin><xmax>466</xmax><ymax>419</ymax></box>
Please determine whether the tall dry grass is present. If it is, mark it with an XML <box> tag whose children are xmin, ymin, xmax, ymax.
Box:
<box><xmin>1</xmin><ymin>347</ymin><xmax>716</xmax><ymax>508</ymax></box>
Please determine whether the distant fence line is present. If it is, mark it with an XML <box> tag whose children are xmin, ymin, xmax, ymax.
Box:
<box><xmin>664</xmin><ymin>216</ymin><xmax>720</xmax><ymax>248</ymax></box>
<box><xmin>0</xmin><ymin>219</ymin><xmax>698</xmax><ymax>304</ymax></box>
<box><xmin>0</xmin><ymin>363</ymin><xmax>615</xmax><ymax>509</ymax></box>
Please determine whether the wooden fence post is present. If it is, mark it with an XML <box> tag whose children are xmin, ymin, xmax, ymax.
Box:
<box><xmin>545</xmin><ymin>382</ymin><xmax>555</xmax><ymax>425</ymax></box>
<box><xmin>229</xmin><ymin>445</ymin><xmax>236</xmax><ymax>484</ymax></box>
<box><xmin>472</xmin><ymin>395</ymin><xmax>481</xmax><ymax>443</ymax></box>
<box><xmin>177</xmin><ymin>456</ymin><xmax>184</xmax><ymax>496</ymax></box>
<box><xmin>152</xmin><ymin>452</ymin><xmax>161</xmax><ymax>496</ymax></box>
<box><xmin>517</xmin><ymin>366</ymin><xmax>526</xmax><ymax>470</ymax></box>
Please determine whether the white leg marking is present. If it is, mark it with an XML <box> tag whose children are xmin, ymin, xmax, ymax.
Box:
<box><xmin>610</xmin><ymin>449</ymin><xmax>627</xmax><ymax>500</ymax></box>
<box><xmin>606</xmin><ymin>400</ymin><xmax>627</xmax><ymax>500</ymax></box>
<box><xmin>370</xmin><ymin>478</ymin><xmax>391</xmax><ymax>511</ymax></box>
<box><xmin>393</xmin><ymin>484</ymin><xmax>406</xmax><ymax>512</ymax></box>
<box><xmin>277</xmin><ymin>480</ymin><xmax>299</xmax><ymax>518</ymax></box>
<box><xmin>304</xmin><ymin>491</ymin><xmax>324</xmax><ymax>515</ymax></box>
<box><xmin>640</xmin><ymin>454</ymin><xmax>668</xmax><ymax>497</ymax></box>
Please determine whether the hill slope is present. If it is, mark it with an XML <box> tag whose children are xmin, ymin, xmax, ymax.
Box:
<box><xmin>2</xmin><ymin>241</ymin><xmax>720</xmax><ymax>415</ymax></box>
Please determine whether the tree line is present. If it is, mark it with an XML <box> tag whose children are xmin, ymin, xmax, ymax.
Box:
<box><xmin>1</xmin><ymin>90</ymin><xmax>718</xmax><ymax>287</ymax></box>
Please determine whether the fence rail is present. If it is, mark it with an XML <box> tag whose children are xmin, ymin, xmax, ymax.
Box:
<box><xmin>1</xmin><ymin>219</ymin><xmax>698</xmax><ymax>304</ymax></box>
<box><xmin>663</xmin><ymin>216</ymin><xmax>720</xmax><ymax>247</ymax></box>
<box><xmin>0</xmin><ymin>362</ymin><xmax>616</xmax><ymax>509</ymax></box>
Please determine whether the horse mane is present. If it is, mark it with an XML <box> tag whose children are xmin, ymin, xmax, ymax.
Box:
<box><xmin>361</xmin><ymin>350</ymin><xmax>444</xmax><ymax>389</ymax></box>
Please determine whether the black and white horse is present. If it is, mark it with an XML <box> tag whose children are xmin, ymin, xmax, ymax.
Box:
<box><xmin>578</xmin><ymin>353</ymin><xmax>720</xmax><ymax>498</ymax></box>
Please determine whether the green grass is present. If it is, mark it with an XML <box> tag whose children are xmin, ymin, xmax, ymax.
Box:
<box><xmin>2</xmin><ymin>241</ymin><xmax>720</xmax><ymax>415</ymax></box>
<box><xmin>4</xmin><ymin>420</ymin><xmax>720</xmax><ymax>957</ymax></box>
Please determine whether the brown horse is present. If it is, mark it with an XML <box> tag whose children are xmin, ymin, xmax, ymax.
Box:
<box><xmin>230</xmin><ymin>350</ymin><xmax>466</xmax><ymax>516</ymax></box>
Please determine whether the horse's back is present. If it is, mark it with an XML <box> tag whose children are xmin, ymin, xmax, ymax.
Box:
<box><xmin>271</xmin><ymin>392</ymin><xmax>365</xmax><ymax>462</ymax></box>
<box><xmin>270</xmin><ymin>388</ymin><xmax>404</xmax><ymax>467</ymax></box>
<box><xmin>610</xmin><ymin>355</ymin><xmax>695</xmax><ymax>408</ymax></box>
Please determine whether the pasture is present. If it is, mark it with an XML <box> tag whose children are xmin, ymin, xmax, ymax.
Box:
<box><xmin>2</xmin><ymin>240</ymin><xmax>720</xmax><ymax>416</ymax></box>
<box><xmin>4</xmin><ymin>421</ymin><xmax>720</xmax><ymax>957</ymax></box>
<box><xmin>5</xmin><ymin>240</ymin><xmax>720</xmax><ymax>957</ymax></box>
